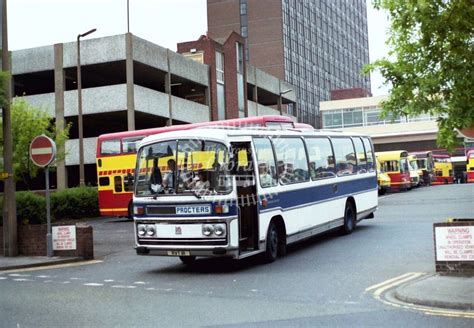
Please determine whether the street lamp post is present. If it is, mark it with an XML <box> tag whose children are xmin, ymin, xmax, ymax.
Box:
<box><xmin>77</xmin><ymin>28</ymin><xmax>96</xmax><ymax>187</ymax></box>
<box><xmin>278</xmin><ymin>87</ymin><xmax>292</xmax><ymax>116</ymax></box>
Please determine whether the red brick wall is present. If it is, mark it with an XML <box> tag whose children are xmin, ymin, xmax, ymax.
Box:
<box><xmin>248</xmin><ymin>0</ymin><xmax>284</xmax><ymax>78</ymax></box>
<box><xmin>207</xmin><ymin>0</ymin><xmax>240</xmax><ymax>39</ymax></box>
<box><xmin>331</xmin><ymin>88</ymin><xmax>372</xmax><ymax>100</ymax></box>
<box><xmin>207</xmin><ymin>0</ymin><xmax>285</xmax><ymax>80</ymax></box>
<box><xmin>178</xmin><ymin>36</ymin><xmax>220</xmax><ymax>121</ymax></box>
<box><xmin>0</xmin><ymin>224</ymin><xmax>93</xmax><ymax>260</ymax></box>
<box><xmin>177</xmin><ymin>32</ymin><xmax>247</xmax><ymax>120</ymax></box>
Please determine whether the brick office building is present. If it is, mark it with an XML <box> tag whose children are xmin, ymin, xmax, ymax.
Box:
<box><xmin>177</xmin><ymin>32</ymin><xmax>296</xmax><ymax>122</ymax></box>
<box><xmin>207</xmin><ymin>0</ymin><xmax>371</xmax><ymax>128</ymax></box>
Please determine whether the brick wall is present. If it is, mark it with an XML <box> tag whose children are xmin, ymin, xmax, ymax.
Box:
<box><xmin>177</xmin><ymin>32</ymin><xmax>247</xmax><ymax>121</ymax></box>
<box><xmin>0</xmin><ymin>224</ymin><xmax>93</xmax><ymax>260</ymax></box>
<box><xmin>330</xmin><ymin>88</ymin><xmax>372</xmax><ymax>100</ymax></box>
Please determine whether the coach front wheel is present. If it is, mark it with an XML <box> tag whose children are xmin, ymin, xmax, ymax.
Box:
<box><xmin>263</xmin><ymin>222</ymin><xmax>279</xmax><ymax>263</ymax></box>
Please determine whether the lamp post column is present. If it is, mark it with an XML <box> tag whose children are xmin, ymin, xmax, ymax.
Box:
<box><xmin>76</xmin><ymin>28</ymin><xmax>96</xmax><ymax>187</ymax></box>
<box><xmin>76</xmin><ymin>35</ymin><xmax>84</xmax><ymax>187</ymax></box>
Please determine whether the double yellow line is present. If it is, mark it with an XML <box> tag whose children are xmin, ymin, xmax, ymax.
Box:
<box><xmin>366</xmin><ymin>272</ymin><xmax>474</xmax><ymax>319</ymax></box>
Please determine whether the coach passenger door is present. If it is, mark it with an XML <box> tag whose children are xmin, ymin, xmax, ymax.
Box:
<box><xmin>231</xmin><ymin>142</ymin><xmax>259</xmax><ymax>252</ymax></box>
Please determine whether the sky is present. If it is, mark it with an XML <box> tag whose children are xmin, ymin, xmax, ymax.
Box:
<box><xmin>8</xmin><ymin>0</ymin><xmax>390</xmax><ymax>95</ymax></box>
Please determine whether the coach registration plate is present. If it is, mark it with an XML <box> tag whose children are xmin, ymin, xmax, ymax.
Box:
<box><xmin>167</xmin><ymin>251</ymin><xmax>190</xmax><ymax>256</ymax></box>
<box><xmin>175</xmin><ymin>205</ymin><xmax>211</xmax><ymax>215</ymax></box>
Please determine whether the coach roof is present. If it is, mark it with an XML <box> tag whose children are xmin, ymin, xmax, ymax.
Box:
<box><xmin>138</xmin><ymin>126</ymin><xmax>369</xmax><ymax>148</ymax></box>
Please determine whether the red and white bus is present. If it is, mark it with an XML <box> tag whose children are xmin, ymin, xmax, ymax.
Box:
<box><xmin>96</xmin><ymin>116</ymin><xmax>310</xmax><ymax>217</ymax></box>
<box><xmin>375</xmin><ymin>151</ymin><xmax>411</xmax><ymax>191</ymax></box>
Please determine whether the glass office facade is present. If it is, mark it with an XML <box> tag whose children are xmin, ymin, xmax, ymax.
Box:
<box><xmin>281</xmin><ymin>0</ymin><xmax>371</xmax><ymax>127</ymax></box>
<box><xmin>322</xmin><ymin>106</ymin><xmax>437</xmax><ymax>129</ymax></box>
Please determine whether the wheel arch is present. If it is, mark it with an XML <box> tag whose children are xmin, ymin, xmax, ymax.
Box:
<box><xmin>346</xmin><ymin>196</ymin><xmax>357</xmax><ymax>215</ymax></box>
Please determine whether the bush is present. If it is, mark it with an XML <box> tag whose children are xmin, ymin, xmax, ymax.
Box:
<box><xmin>0</xmin><ymin>187</ymin><xmax>99</xmax><ymax>225</ymax></box>
<box><xmin>16</xmin><ymin>191</ymin><xmax>47</xmax><ymax>225</ymax></box>
<box><xmin>51</xmin><ymin>187</ymin><xmax>99</xmax><ymax>221</ymax></box>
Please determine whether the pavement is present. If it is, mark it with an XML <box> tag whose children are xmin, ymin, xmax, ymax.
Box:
<box><xmin>0</xmin><ymin>255</ymin><xmax>83</xmax><ymax>271</ymax></box>
<box><xmin>394</xmin><ymin>273</ymin><xmax>474</xmax><ymax>311</ymax></box>
<box><xmin>1</xmin><ymin>254</ymin><xmax>473</xmax><ymax>312</ymax></box>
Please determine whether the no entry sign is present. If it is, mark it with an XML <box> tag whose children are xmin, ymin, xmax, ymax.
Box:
<box><xmin>30</xmin><ymin>135</ymin><xmax>56</xmax><ymax>167</ymax></box>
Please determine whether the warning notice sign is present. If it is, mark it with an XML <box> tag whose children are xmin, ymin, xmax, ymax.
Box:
<box><xmin>52</xmin><ymin>225</ymin><xmax>77</xmax><ymax>250</ymax></box>
<box><xmin>435</xmin><ymin>226</ymin><xmax>474</xmax><ymax>261</ymax></box>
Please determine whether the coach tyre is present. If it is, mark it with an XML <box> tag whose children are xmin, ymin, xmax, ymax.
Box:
<box><xmin>341</xmin><ymin>201</ymin><xmax>356</xmax><ymax>235</ymax></box>
<box><xmin>179</xmin><ymin>256</ymin><xmax>196</xmax><ymax>264</ymax></box>
<box><xmin>264</xmin><ymin>222</ymin><xmax>279</xmax><ymax>263</ymax></box>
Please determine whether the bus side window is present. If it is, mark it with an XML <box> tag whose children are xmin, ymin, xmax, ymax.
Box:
<box><xmin>114</xmin><ymin>176</ymin><xmax>123</xmax><ymax>193</ymax></box>
<box><xmin>305</xmin><ymin>137</ymin><xmax>336</xmax><ymax>179</ymax></box>
<box><xmin>253</xmin><ymin>138</ymin><xmax>278</xmax><ymax>188</ymax></box>
<box><xmin>272</xmin><ymin>137</ymin><xmax>309</xmax><ymax>184</ymax></box>
<box><xmin>362</xmin><ymin>137</ymin><xmax>375</xmax><ymax>172</ymax></box>
<box><xmin>332</xmin><ymin>137</ymin><xmax>357</xmax><ymax>176</ymax></box>
<box><xmin>353</xmin><ymin>137</ymin><xmax>367</xmax><ymax>173</ymax></box>
<box><xmin>99</xmin><ymin>177</ymin><xmax>110</xmax><ymax>186</ymax></box>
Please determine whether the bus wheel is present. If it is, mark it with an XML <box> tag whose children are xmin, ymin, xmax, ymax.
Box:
<box><xmin>341</xmin><ymin>202</ymin><xmax>356</xmax><ymax>235</ymax></box>
<box><xmin>179</xmin><ymin>256</ymin><xmax>196</xmax><ymax>264</ymax></box>
<box><xmin>263</xmin><ymin>222</ymin><xmax>279</xmax><ymax>263</ymax></box>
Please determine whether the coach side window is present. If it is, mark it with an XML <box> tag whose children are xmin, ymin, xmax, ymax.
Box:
<box><xmin>253</xmin><ymin>138</ymin><xmax>278</xmax><ymax>188</ymax></box>
<box><xmin>331</xmin><ymin>137</ymin><xmax>357</xmax><ymax>176</ymax></box>
<box><xmin>352</xmin><ymin>137</ymin><xmax>367</xmax><ymax>173</ymax></box>
<box><xmin>272</xmin><ymin>137</ymin><xmax>309</xmax><ymax>184</ymax></box>
<box><xmin>362</xmin><ymin>137</ymin><xmax>375</xmax><ymax>172</ymax></box>
<box><xmin>305</xmin><ymin>138</ymin><xmax>336</xmax><ymax>179</ymax></box>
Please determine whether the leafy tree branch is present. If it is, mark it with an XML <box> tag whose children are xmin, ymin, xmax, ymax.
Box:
<box><xmin>364</xmin><ymin>0</ymin><xmax>474</xmax><ymax>151</ymax></box>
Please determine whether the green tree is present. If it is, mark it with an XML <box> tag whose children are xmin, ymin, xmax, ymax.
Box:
<box><xmin>364</xmin><ymin>0</ymin><xmax>474</xmax><ymax>150</ymax></box>
<box><xmin>8</xmin><ymin>97</ymin><xmax>71</xmax><ymax>187</ymax></box>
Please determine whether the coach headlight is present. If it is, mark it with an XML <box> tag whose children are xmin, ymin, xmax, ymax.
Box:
<box><xmin>202</xmin><ymin>224</ymin><xmax>214</xmax><ymax>236</ymax></box>
<box><xmin>146</xmin><ymin>225</ymin><xmax>156</xmax><ymax>236</ymax></box>
<box><xmin>214</xmin><ymin>224</ymin><xmax>226</xmax><ymax>236</ymax></box>
<box><xmin>137</xmin><ymin>224</ymin><xmax>146</xmax><ymax>236</ymax></box>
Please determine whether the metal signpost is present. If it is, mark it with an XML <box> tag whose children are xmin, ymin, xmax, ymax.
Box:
<box><xmin>30</xmin><ymin>135</ymin><xmax>56</xmax><ymax>257</ymax></box>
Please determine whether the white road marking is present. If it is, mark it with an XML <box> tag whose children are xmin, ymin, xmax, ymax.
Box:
<box><xmin>104</xmin><ymin>279</ymin><xmax>115</xmax><ymax>282</ymax></box>
<box><xmin>13</xmin><ymin>278</ymin><xmax>33</xmax><ymax>282</ymax></box>
<box><xmin>0</xmin><ymin>277</ymin><xmax>7</xmax><ymax>280</ymax></box>
<box><xmin>84</xmin><ymin>283</ymin><xmax>104</xmax><ymax>287</ymax></box>
<box><xmin>9</xmin><ymin>274</ymin><xmax>31</xmax><ymax>277</ymax></box>
<box><xmin>133</xmin><ymin>281</ymin><xmax>146</xmax><ymax>285</ymax></box>
<box><xmin>111</xmin><ymin>285</ymin><xmax>126</xmax><ymax>289</ymax></box>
